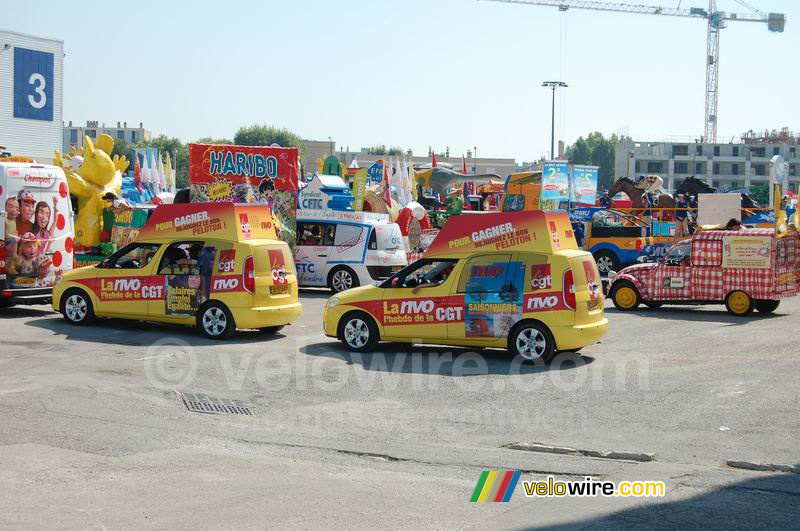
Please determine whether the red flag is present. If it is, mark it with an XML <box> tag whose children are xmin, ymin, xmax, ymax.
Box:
<box><xmin>462</xmin><ymin>155</ymin><xmax>467</xmax><ymax>175</ymax></box>
<box><xmin>134</xmin><ymin>151</ymin><xmax>143</xmax><ymax>192</ymax></box>
<box><xmin>382</xmin><ymin>158</ymin><xmax>392</xmax><ymax>207</ymax></box>
<box><xmin>431</xmin><ymin>150</ymin><xmax>437</xmax><ymax>168</ymax></box>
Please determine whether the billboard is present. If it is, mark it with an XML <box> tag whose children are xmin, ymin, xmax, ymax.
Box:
<box><xmin>571</xmin><ymin>165</ymin><xmax>599</xmax><ymax>205</ymax></box>
<box><xmin>541</xmin><ymin>161</ymin><xmax>569</xmax><ymax>201</ymax></box>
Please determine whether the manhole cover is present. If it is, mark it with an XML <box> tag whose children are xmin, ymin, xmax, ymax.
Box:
<box><xmin>179</xmin><ymin>392</ymin><xmax>253</xmax><ymax>415</ymax></box>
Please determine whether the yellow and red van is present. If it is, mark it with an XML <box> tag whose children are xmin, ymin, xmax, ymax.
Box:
<box><xmin>52</xmin><ymin>203</ymin><xmax>301</xmax><ymax>339</ymax></box>
<box><xmin>323</xmin><ymin>210</ymin><xmax>608</xmax><ymax>362</ymax></box>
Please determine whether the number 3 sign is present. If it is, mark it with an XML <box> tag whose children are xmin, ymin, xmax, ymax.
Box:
<box><xmin>13</xmin><ymin>47</ymin><xmax>54</xmax><ymax>121</ymax></box>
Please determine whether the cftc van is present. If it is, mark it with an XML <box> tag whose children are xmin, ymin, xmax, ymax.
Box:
<box><xmin>295</xmin><ymin>210</ymin><xmax>407</xmax><ymax>292</ymax></box>
<box><xmin>323</xmin><ymin>210</ymin><xmax>608</xmax><ymax>362</ymax></box>
<box><xmin>52</xmin><ymin>202</ymin><xmax>301</xmax><ymax>339</ymax></box>
<box><xmin>1</xmin><ymin>160</ymin><xmax>74</xmax><ymax>306</ymax></box>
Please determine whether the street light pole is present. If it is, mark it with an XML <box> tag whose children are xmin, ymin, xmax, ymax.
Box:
<box><xmin>542</xmin><ymin>81</ymin><xmax>567</xmax><ymax>160</ymax></box>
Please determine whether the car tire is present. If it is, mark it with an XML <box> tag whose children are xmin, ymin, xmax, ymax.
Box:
<box><xmin>509</xmin><ymin>321</ymin><xmax>556</xmax><ymax>363</ymax></box>
<box><xmin>338</xmin><ymin>311</ymin><xmax>379</xmax><ymax>352</ymax></box>
<box><xmin>610</xmin><ymin>281</ymin><xmax>641</xmax><ymax>311</ymax></box>
<box><xmin>60</xmin><ymin>289</ymin><xmax>95</xmax><ymax>325</ymax></box>
<box><xmin>259</xmin><ymin>325</ymin><xmax>285</xmax><ymax>334</ymax></box>
<box><xmin>754</xmin><ymin>299</ymin><xmax>780</xmax><ymax>314</ymax></box>
<box><xmin>0</xmin><ymin>298</ymin><xmax>16</xmax><ymax>308</ymax></box>
<box><xmin>328</xmin><ymin>266</ymin><xmax>359</xmax><ymax>293</ymax></box>
<box><xmin>593</xmin><ymin>250</ymin><xmax>620</xmax><ymax>275</ymax></box>
<box><xmin>725</xmin><ymin>290</ymin><xmax>754</xmax><ymax>317</ymax></box>
<box><xmin>644</xmin><ymin>301</ymin><xmax>663</xmax><ymax>309</ymax></box>
<box><xmin>197</xmin><ymin>301</ymin><xmax>236</xmax><ymax>339</ymax></box>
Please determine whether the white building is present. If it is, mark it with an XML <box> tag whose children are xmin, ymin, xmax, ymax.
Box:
<box><xmin>0</xmin><ymin>29</ymin><xmax>63</xmax><ymax>163</ymax></box>
<box><xmin>616</xmin><ymin>133</ymin><xmax>800</xmax><ymax>193</ymax></box>
<box><xmin>63</xmin><ymin>120</ymin><xmax>151</xmax><ymax>152</ymax></box>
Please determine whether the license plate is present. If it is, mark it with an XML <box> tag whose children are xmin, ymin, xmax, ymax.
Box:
<box><xmin>270</xmin><ymin>284</ymin><xmax>289</xmax><ymax>295</ymax></box>
<box><xmin>587</xmin><ymin>299</ymin><xmax>601</xmax><ymax>311</ymax></box>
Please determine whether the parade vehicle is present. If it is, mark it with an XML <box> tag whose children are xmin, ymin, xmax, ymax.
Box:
<box><xmin>295</xmin><ymin>210</ymin><xmax>407</xmax><ymax>292</ymax></box>
<box><xmin>1</xmin><ymin>160</ymin><xmax>74</xmax><ymax>306</ymax></box>
<box><xmin>53</xmin><ymin>202</ymin><xmax>301</xmax><ymax>339</ymax></box>
<box><xmin>608</xmin><ymin>228</ymin><xmax>800</xmax><ymax>316</ymax></box>
<box><xmin>323</xmin><ymin>210</ymin><xmax>608</xmax><ymax>362</ymax></box>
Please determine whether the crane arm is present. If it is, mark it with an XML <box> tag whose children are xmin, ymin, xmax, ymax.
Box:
<box><xmin>483</xmin><ymin>0</ymin><xmax>770</xmax><ymax>23</ymax></box>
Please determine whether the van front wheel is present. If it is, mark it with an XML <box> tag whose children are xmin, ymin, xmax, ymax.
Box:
<box><xmin>339</xmin><ymin>312</ymin><xmax>379</xmax><ymax>352</ymax></box>
<box><xmin>328</xmin><ymin>266</ymin><xmax>359</xmax><ymax>293</ymax></box>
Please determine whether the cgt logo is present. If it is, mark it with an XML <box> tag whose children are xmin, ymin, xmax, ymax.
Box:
<box><xmin>530</xmin><ymin>264</ymin><xmax>552</xmax><ymax>290</ymax></box>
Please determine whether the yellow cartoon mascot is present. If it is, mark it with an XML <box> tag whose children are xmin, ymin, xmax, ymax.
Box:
<box><xmin>54</xmin><ymin>134</ymin><xmax>129</xmax><ymax>250</ymax></box>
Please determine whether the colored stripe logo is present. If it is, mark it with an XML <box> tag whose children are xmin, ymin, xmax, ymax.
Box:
<box><xmin>470</xmin><ymin>470</ymin><xmax>521</xmax><ymax>502</ymax></box>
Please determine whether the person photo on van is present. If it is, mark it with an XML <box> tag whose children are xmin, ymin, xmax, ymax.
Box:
<box><xmin>7</xmin><ymin>233</ymin><xmax>49</xmax><ymax>277</ymax></box>
<box><xmin>15</xmin><ymin>191</ymin><xmax>36</xmax><ymax>236</ymax></box>
<box><xmin>32</xmin><ymin>196</ymin><xmax>60</xmax><ymax>254</ymax></box>
<box><xmin>5</xmin><ymin>196</ymin><xmax>20</xmax><ymax>238</ymax></box>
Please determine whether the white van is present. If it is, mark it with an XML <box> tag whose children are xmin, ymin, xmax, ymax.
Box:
<box><xmin>295</xmin><ymin>210</ymin><xmax>407</xmax><ymax>292</ymax></box>
<box><xmin>0</xmin><ymin>161</ymin><xmax>74</xmax><ymax>305</ymax></box>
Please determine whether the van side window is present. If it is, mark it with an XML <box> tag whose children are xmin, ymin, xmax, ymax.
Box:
<box><xmin>334</xmin><ymin>224</ymin><xmax>364</xmax><ymax>247</ymax></box>
<box><xmin>104</xmin><ymin>243</ymin><xmax>160</xmax><ymax>269</ymax></box>
<box><xmin>457</xmin><ymin>254</ymin><xmax>513</xmax><ymax>294</ymax></box>
<box><xmin>158</xmin><ymin>241</ymin><xmax>209</xmax><ymax>275</ymax></box>
<box><xmin>692</xmin><ymin>240</ymin><xmax>722</xmax><ymax>266</ymax></box>
<box><xmin>392</xmin><ymin>259</ymin><xmax>458</xmax><ymax>289</ymax></box>
<box><xmin>297</xmin><ymin>222</ymin><xmax>335</xmax><ymax>246</ymax></box>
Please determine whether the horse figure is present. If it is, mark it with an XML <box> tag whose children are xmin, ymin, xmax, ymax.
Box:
<box><xmin>608</xmin><ymin>177</ymin><xmax>675</xmax><ymax>219</ymax></box>
<box><xmin>674</xmin><ymin>176</ymin><xmax>759</xmax><ymax>220</ymax></box>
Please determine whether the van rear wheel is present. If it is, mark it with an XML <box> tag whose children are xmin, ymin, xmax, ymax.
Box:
<box><xmin>509</xmin><ymin>322</ymin><xmax>555</xmax><ymax>363</ymax></box>
<box><xmin>725</xmin><ymin>291</ymin><xmax>754</xmax><ymax>316</ymax></box>
<box><xmin>198</xmin><ymin>302</ymin><xmax>236</xmax><ymax>339</ymax></box>
<box><xmin>328</xmin><ymin>266</ymin><xmax>359</xmax><ymax>293</ymax></box>
<box><xmin>593</xmin><ymin>251</ymin><xmax>619</xmax><ymax>275</ymax></box>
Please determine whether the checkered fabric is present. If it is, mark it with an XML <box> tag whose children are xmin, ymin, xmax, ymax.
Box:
<box><xmin>692</xmin><ymin>268</ymin><xmax>724</xmax><ymax>300</ymax></box>
<box><xmin>723</xmin><ymin>267</ymin><xmax>774</xmax><ymax>299</ymax></box>
<box><xmin>692</xmin><ymin>239</ymin><xmax>722</xmax><ymax>266</ymax></box>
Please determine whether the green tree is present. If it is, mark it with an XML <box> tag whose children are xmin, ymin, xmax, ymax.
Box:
<box><xmin>143</xmin><ymin>135</ymin><xmax>189</xmax><ymax>189</ymax></box>
<box><xmin>233</xmin><ymin>124</ymin><xmax>307</xmax><ymax>162</ymax></box>
<box><xmin>110</xmin><ymin>138</ymin><xmax>133</xmax><ymax>165</ymax></box>
<box><xmin>365</xmin><ymin>145</ymin><xmax>405</xmax><ymax>156</ymax></box>
<box><xmin>194</xmin><ymin>136</ymin><xmax>233</xmax><ymax>145</ymax></box>
<box><xmin>565</xmin><ymin>132</ymin><xmax>623</xmax><ymax>189</ymax></box>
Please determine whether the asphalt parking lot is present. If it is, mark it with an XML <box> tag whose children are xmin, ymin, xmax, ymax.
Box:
<box><xmin>1</xmin><ymin>292</ymin><xmax>799</xmax><ymax>529</ymax></box>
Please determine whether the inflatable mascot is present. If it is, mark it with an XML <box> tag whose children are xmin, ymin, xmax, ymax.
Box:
<box><xmin>54</xmin><ymin>134</ymin><xmax>129</xmax><ymax>251</ymax></box>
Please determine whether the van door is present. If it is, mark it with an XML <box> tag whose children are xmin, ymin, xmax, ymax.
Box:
<box><xmin>294</xmin><ymin>221</ymin><xmax>334</xmax><ymax>286</ymax></box>
<box><xmin>93</xmin><ymin>242</ymin><xmax>160</xmax><ymax>317</ymax></box>
<box><xmin>327</xmin><ymin>222</ymin><xmax>367</xmax><ymax>264</ymax></box>
<box><xmin>380</xmin><ymin>258</ymin><xmax>458</xmax><ymax>339</ymax></box>
<box><xmin>148</xmin><ymin>240</ymin><xmax>217</xmax><ymax>320</ymax></box>
<box><xmin>653</xmin><ymin>242</ymin><xmax>693</xmax><ymax>301</ymax></box>
<box><xmin>447</xmin><ymin>254</ymin><xmax>521</xmax><ymax>342</ymax></box>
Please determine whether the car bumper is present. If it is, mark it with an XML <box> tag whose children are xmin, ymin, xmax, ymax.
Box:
<box><xmin>552</xmin><ymin>318</ymin><xmax>609</xmax><ymax>351</ymax></box>
<box><xmin>232</xmin><ymin>302</ymin><xmax>302</xmax><ymax>329</ymax></box>
<box><xmin>323</xmin><ymin>307</ymin><xmax>342</xmax><ymax>338</ymax></box>
<box><xmin>0</xmin><ymin>285</ymin><xmax>53</xmax><ymax>305</ymax></box>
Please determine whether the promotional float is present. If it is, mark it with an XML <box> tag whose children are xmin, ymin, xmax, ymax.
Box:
<box><xmin>0</xmin><ymin>159</ymin><xmax>75</xmax><ymax>304</ymax></box>
<box><xmin>53</xmin><ymin>202</ymin><xmax>301</xmax><ymax>338</ymax></box>
<box><xmin>297</xmin><ymin>173</ymin><xmax>406</xmax><ymax>291</ymax></box>
<box><xmin>609</xmin><ymin>188</ymin><xmax>800</xmax><ymax>316</ymax></box>
<box><xmin>323</xmin><ymin>210</ymin><xmax>608</xmax><ymax>362</ymax></box>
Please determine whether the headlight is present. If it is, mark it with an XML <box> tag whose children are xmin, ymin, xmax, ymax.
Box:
<box><xmin>326</xmin><ymin>296</ymin><xmax>340</xmax><ymax>310</ymax></box>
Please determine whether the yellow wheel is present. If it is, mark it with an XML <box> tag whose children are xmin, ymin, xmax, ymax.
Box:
<box><xmin>725</xmin><ymin>291</ymin><xmax>753</xmax><ymax>316</ymax></box>
<box><xmin>611</xmin><ymin>282</ymin><xmax>640</xmax><ymax>311</ymax></box>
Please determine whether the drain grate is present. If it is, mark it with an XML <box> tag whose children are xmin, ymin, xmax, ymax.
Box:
<box><xmin>179</xmin><ymin>392</ymin><xmax>253</xmax><ymax>415</ymax></box>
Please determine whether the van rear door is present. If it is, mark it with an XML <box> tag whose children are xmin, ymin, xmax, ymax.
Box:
<box><xmin>251</xmin><ymin>242</ymin><xmax>297</xmax><ymax>307</ymax></box>
<box><xmin>566</xmin><ymin>253</ymin><xmax>604</xmax><ymax>325</ymax></box>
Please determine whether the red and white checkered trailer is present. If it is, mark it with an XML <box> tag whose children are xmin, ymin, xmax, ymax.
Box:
<box><xmin>608</xmin><ymin>229</ymin><xmax>800</xmax><ymax>316</ymax></box>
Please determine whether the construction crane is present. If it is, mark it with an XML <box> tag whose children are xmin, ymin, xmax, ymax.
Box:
<box><xmin>484</xmin><ymin>0</ymin><xmax>786</xmax><ymax>143</ymax></box>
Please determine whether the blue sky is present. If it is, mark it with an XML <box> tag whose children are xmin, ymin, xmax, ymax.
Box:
<box><xmin>5</xmin><ymin>0</ymin><xmax>798</xmax><ymax>162</ymax></box>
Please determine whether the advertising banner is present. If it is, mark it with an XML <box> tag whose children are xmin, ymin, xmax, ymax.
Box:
<box><xmin>541</xmin><ymin>161</ymin><xmax>569</xmax><ymax>201</ymax></box>
<box><xmin>188</xmin><ymin>143</ymin><xmax>299</xmax><ymax>244</ymax></box>
<box><xmin>165</xmin><ymin>246</ymin><xmax>216</xmax><ymax>316</ymax></box>
<box><xmin>352</xmin><ymin>168</ymin><xmax>368</xmax><ymax>211</ymax></box>
<box><xmin>137</xmin><ymin>203</ymin><xmax>278</xmax><ymax>242</ymax></box>
<box><xmin>464</xmin><ymin>260</ymin><xmax>525</xmax><ymax>338</ymax></box>
<box><xmin>571</xmin><ymin>165</ymin><xmax>599</xmax><ymax>204</ymax></box>
<box><xmin>722</xmin><ymin>236</ymin><xmax>772</xmax><ymax>269</ymax></box>
<box><xmin>367</xmin><ymin>161</ymin><xmax>384</xmax><ymax>184</ymax></box>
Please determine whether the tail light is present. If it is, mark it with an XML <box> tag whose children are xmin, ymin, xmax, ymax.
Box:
<box><xmin>635</xmin><ymin>239</ymin><xmax>643</xmax><ymax>251</ymax></box>
<box><xmin>243</xmin><ymin>256</ymin><xmax>255</xmax><ymax>293</ymax></box>
<box><xmin>563</xmin><ymin>269</ymin><xmax>576</xmax><ymax>310</ymax></box>
<box><xmin>368</xmin><ymin>230</ymin><xmax>377</xmax><ymax>250</ymax></box>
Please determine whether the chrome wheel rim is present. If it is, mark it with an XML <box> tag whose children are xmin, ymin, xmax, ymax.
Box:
<box><xmin>202</xmin><ymin>307</ymin><xmax>227</xmax><ymax>336</ymax></box>
<box><xmin>332</xmin><ymin>270</ymin><xmax>353</xmax><ymax>292</ymax></box>
<box><xmin>344</xmin><ymin>318</ymin><xmax>368</xmax><ymax>348</ymax></box>
<box><xmin>596</xmin><ymin>256</ymin><xmax>613</xmax><ymax>273</ymax></box>
<box><xmin>65</xmin><ymin>294</ymin><xmax>87</xmax><ymax>322</ymax></box>
<box><xmin>516</xmin><ymin>327</ymin><xmax>547</xmax><ymax>361</ymax></box>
